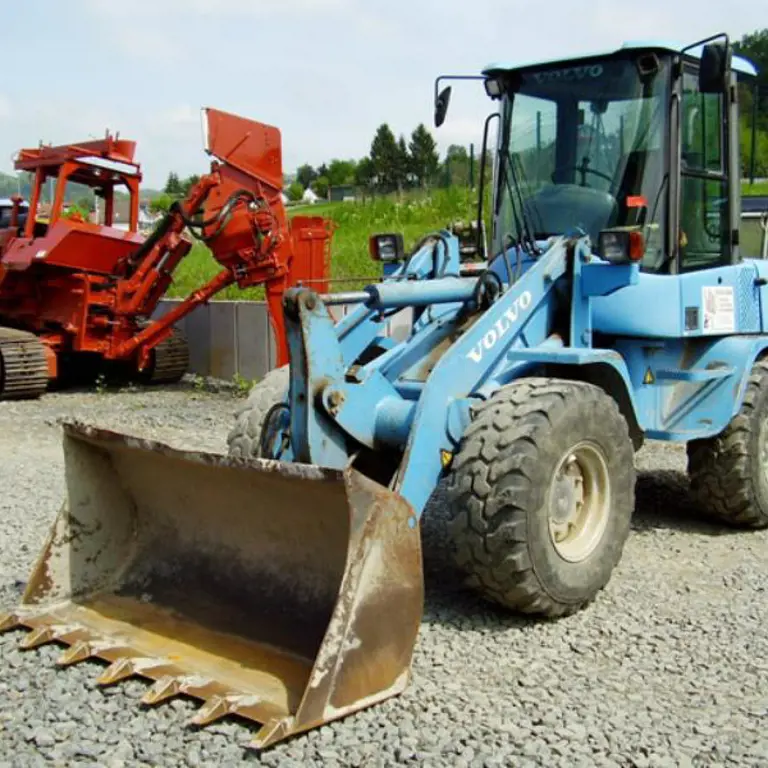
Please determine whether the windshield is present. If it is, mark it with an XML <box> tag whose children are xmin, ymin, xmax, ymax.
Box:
<box><xmin>494</xmin><ymin>53</ymin><xmax>670</xmax><ymax>269</ymax></box>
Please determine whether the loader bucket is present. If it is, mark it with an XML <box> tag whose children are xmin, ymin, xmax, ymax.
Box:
<box><xmin>1</xmin><ymin>421</ymin><xmax>423</xmax><ymax>750</ymax></box>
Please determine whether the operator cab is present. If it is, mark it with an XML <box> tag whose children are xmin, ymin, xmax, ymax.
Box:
<box><xmin>475</xmin><ymin>39</ymin><xmax>758</xmax><ymax>275</ymax></box>
<box><xmin>13</xmin><ymin>134</ymin><xmax>143</xmax><ymax>240</ymax></box>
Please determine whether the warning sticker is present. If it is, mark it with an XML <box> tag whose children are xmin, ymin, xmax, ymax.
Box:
<box><xmin>643</xmin><ymin>368</ymin><xmax>655</xmax><ymax>385</ymax></box>
<box><xmin>702</xmin><ymin>286</ymin><xmax>735</xmax><ymax>334</ymax></box>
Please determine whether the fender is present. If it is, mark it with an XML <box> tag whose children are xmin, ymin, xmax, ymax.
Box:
<box><xmin>730</xmin><ymin>336</ymin><xmax>768</xmax><ymax>419</ymax></box>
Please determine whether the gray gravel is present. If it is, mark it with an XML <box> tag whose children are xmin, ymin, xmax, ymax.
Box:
<box><xmin>0</xmin><ymin>379</ymin><xmax>766</xmax><ymax>767</ymax></box>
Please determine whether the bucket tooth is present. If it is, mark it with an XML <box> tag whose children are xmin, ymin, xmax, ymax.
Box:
<box><xmin>189</xmin><ymin>696</ymin><xmax>233</xmax><ymax>727</ymax></box>
<box><xmin>251</xmin><ymin>718</ymin><xmax>291</xmax><ymax>751</ymax></box>
<box><xmin>18</xmin><ymin>621</ymin><xmax>84</xmax><ymax>651</ymax></box>
<box><xmin>96</xmin><ymin>654</ymin><xmax>174</xmax><ymax>686</ymax></box>
<box><xmin>96</xmin><ymin>657</ymin><xmax>139</xmax><ymax>685</ymax></box>
<box><xmin>57</xmin><ymin>640</ymin><xmax>94</xmax><ymax>667</ymax></box>
<box><xmin>0</xmin><ymin>613</ymin><xmax>20</xmax><ymax>633</ymax></box>
<box><xmin>20</xmin><ymin>625</ymin><xmax>56</xmax><ymax>650</ymax></box>
<box><xmin>141</xmin><ymin>675</ymin><xmax>182</xmax><ymax>706</ymax></box>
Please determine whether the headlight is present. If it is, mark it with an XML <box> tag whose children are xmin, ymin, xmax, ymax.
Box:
<box><xmin>597</xmin><ymin>228</ymin><xmax>645</xmax><ymax>264</ymax></box>
<box><xmin>484</xmin><ymin>77</ymin><xmax>502</xmax><ymax>99</ymax></box>
<box><xmin>369</xmin><ymin>233</ymin><xmax>405</xmax><ymax>263</ymax></box>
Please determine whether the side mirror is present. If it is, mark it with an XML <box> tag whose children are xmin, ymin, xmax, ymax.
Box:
<box><xmin>699</xmin><ymin>42</ymin><xmax>730</xmax><ymax>94</ymax></box>
<box><xmin>434</xmin><ymin>86</ymin><xmax>452</xmax><ymax>128</ymax></box>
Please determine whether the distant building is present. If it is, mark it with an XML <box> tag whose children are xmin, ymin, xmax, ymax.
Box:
<box><xmin>329</xmin><ymin>185</ymin><xmax>357</xmax><ymax>203</ymax></box>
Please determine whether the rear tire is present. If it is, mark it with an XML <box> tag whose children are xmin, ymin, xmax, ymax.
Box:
<box><xmin>227</xmin><ymin>365</ymin><xmax>289</xmax><ymax>459</ymax></box>
<box><xmin>687</xmin><ymin>360</ymin><xmax>768</xmax><ymax>529</ymax></box>
<box><xmin>445</xmin><ymin>378</ymin><xmax>635</xmax><ymax>618</ymax></box>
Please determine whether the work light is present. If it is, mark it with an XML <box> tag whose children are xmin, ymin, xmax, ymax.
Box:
<box><xmin>369</xmin><ymin>233</ymin><xmax>405</xmax><ymax>263</ymax></box>
<box><xmin>597</xmin><ymin>228</ymin><xmax>645</xmax><ymax>264</ymax></box>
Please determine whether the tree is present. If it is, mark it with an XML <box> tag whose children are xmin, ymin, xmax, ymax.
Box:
<box><xmin>442</xmin><ymin>144</ymin><xmax>471</xmax><ymax>187</ymax></box>
<box><xmin>735</xmin><ymin>29</ymin><xmax>768</xmax><ymax>118</ymax></box>
<box><xmin>164</xmin><ymin>172</ymin><xmax>183</xmax><ymax>196</ymax></box>
<box><xmin>181</xmin><ymin>174</ymin><xmax>201</xmax><ymax>195</ymax></box>
<box><xmin>394</xmin><ymin>135</ymin><xmax>411</xmax><ymax>193</ymax></box>
<box><xmin>734</xmin><ymin>29</ymin><xmax>768</xmax><ymax>177</ymax></box>
<box><xmin>327</xmin><ymin>159</ymin><xmax>357</xmax><ymax>188</ymax></box>
<box><xmin>312</xmin><ymin>175</ymin><xmax>330</xmax><ymax>199</ymax></box>
<box><xmin>409</xmin><ymin>124</ymin><xmax>440</xmax><ymax>188</ymax></box>
<box><xmin>287</xmin><ymin>181</ymin><xmax>305</xmax><ymax>202</ymax></box>
<box><xmin>296</xmin><ymin>164</ymin><xmax>316</xmax><ymax>189</ymax></box>
<box><xmin>355</xmin><ymin>157</ymin><xmax>375</xmax><ymax>190</ymax></box>
<box><xmin>370</xmin><ymin>123</ymin><xmax>399</xmax><ymax>192</ymax></box>
<box><xmin>149</xmin><ymin>193</ymin><xmax>173</xmax><ymax>215</ymax></box>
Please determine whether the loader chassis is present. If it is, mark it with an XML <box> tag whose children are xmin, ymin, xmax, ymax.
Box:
<box><xmin>3</xmin><ymin>38</ymin><xmax>767</xmax><ymax>751</ymax></box>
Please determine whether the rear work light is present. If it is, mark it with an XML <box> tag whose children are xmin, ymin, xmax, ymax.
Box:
<box><xmin>597</xmin><ymin>228</ymin><xmax>645</xmax><ymax>264</ymax></box>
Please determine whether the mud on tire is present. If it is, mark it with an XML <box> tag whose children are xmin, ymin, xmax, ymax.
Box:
<box><xmin>445</xmin><ymin>377</ymin><xmax>636</xmax><ymax>618</ymax></box>
<box><xmin>687</xmin><ymin>360</ymin><xmax>768</xmax><ymax>529</ymax></box>
<box><xmin>227</xmin><ymin>365</ymin><xmax>289</xmax><ymax>460</ymax></box>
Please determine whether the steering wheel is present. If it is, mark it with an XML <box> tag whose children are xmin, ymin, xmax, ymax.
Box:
<box><xmin>551</xmin><ymin>165</ymin><xmax>613</xmax><ymax>187</ymax></box>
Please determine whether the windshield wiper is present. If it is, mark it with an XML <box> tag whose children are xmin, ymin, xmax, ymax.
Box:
<box><xmin>501</xmin><ymin>150</ymin><xmax>540</xmax><ymax>258</ymax></box>
<box><xmin>510</xmin><ymin>153</ymin><xmax>547</xmax><ymax>241</ymax></box>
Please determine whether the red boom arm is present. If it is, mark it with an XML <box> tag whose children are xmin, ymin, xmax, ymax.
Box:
<box><xmin>110</xmin><ymin>108</ymin><xmax>332</xmax><ymax>372</ymax></box>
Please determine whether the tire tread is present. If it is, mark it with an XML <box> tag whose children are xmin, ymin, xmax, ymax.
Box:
<box><xmin>227</xmin><ymin>365</ymin><xmax>289</xmax><ymax>459</ymax></box>
<box><xmin>445</xmin><ymin>377</ymin><xmax>635</xmax><ymax>618</ymax></box>
<box><xmin>687</xmin><ymin>361</ymin><xmax>768</xmax><ymax>529</ymax></box>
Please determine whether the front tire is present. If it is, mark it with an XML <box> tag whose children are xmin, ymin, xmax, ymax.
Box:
<box><xmin>445</xmin><ymin>378</ymin><xmax>635</xmax><ymax>618</ymax></box>
<box><xmin>227</xmin><ymin>365</ymin><xmax>289</xmax><ymax>459</ymax></box>
<box><xmin>687</xmin><ymin>360</ymin><xmax>768</xmax><ymax>529</ymax></box>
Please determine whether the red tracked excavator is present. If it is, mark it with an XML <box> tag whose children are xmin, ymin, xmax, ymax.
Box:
<box><xmin>0</xmin><ymin>108</ymin><xmax>333</xmax><ymax>399</ymax></box>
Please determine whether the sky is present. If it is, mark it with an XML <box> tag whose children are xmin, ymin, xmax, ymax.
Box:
<box><xmin>0</xmin><ymin>0</ymin><xmax>761</xmax><ymax>189</ymax></box>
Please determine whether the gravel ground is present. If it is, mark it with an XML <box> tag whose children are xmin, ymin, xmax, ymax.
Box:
<box><xmin>0</xmin><ymin>380</ymin><xmax>766</xmax><ymax>767</ymax></box>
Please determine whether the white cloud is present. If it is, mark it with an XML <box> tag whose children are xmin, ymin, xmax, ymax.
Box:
<box><xmin>148</xmin><ymin>105</ymin><xmax>204</xmax><ymax>133</ymax></box>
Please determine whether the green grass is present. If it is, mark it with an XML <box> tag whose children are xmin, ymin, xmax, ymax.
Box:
<box><xmin>164</xmin><ymin>182</ymin><xmax>768</xmax><ymax>301</ymax></box>
<box><xmin>165</xmin><ymin>187</ymin><xmax>478</xmax><ymax>300</ymax></box>
<box><xmin>743</xmin><ymin>180</ymin><xmax>768</xmax><ymax>196</ymax></box>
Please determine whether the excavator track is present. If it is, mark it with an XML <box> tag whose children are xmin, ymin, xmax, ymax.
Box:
<box><xmin>146</xmin><ymin>328</ymin><xmax>190</xmax><ymax>384</ymax></box>
<box><xmin>0</xmin><ymin>328</ymin><xmax>49</xmax><ymax>400</ymax></box>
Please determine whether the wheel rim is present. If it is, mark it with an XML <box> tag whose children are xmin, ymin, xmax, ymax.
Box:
<box><xmin>548</xmin><ymin>440</ymin><xmax>610</xmax><ymax>562</ymax></box>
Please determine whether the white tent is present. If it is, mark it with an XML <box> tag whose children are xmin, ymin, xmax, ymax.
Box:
<box><xmin>301</xmin><ymin>188</ymin><xmax>320</xmax><ymax>205</ymax></box>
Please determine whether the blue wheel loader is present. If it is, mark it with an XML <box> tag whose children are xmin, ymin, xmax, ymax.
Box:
<box><xmin>3</xmin><ymin>34</ymin><xmax>767</xmax><ymax>750</ymax></box>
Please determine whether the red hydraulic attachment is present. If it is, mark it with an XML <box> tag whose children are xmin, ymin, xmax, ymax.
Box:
<box><xmin>0</xmin><ymin>108</ymin><xmax>333</xmax><ymax>399</ymax></box>
<box><xmin>108</xmin><ymin>107</ymin><xmax>333</xmax><ymax>372</ymax></box>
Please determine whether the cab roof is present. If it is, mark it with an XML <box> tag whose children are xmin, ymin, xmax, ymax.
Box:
<box><xmin>483</xmin><ymin>40</ymin><xmax>758</xmax><ymax>78</ymax></box>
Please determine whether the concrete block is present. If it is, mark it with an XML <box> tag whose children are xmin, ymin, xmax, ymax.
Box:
<box><xmin>185</xmin><ymin>303</ymin><xmax>211</xmax><ymax>377</ymax></box>
<box><xmin>209</xmin><ymin>302</ymin><xmax>237</xmax><ymax>379</ymax></box>
<box><xmin>236</xmin><ymin>302</ymin><xmax>271</xmax><ymax>381</ymax></box>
